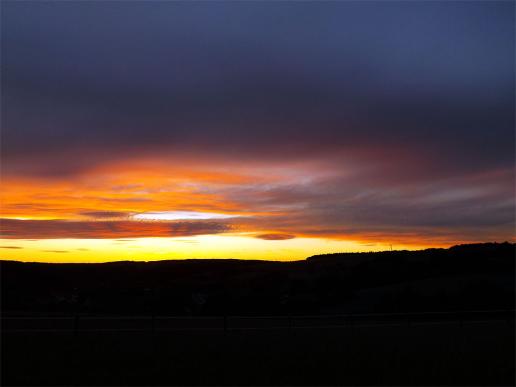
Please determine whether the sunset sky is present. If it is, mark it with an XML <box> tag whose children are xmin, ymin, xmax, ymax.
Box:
<box><xmin>1</xmin><ymin>1</ymin><xmax>514</xmax><ymax>262</ymax></box>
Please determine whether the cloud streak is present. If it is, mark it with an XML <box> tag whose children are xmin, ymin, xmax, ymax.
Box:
<box><xmin>0</xmin><ymin>219</ymin><xmax>233</xmax><ymax>239</ymax></box>
<box><xmin>80</xmin><ymin>211</ymin><xmax>132</xmax><ymax>219</ymax></box>
<box><xmin>255</xmin><ymin>234</ymin><xmax>296</xmax><ymax>241</ymax></box>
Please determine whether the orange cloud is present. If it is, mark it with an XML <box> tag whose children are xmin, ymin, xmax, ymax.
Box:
<box><xmin>1</xmin><ymin>159</ymin><xmax>513</xmax><ymax>250</ymax></box>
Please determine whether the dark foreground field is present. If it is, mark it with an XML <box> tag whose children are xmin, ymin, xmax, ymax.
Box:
<box><xmin>2</xmin><ymin>243</ymin><xmax>514</xmax><ymax>385</ymax></box>
<box><xmin>2</xmin><ymin>321</ymin><xmax>514</xmax><ymax>386</ymax></box>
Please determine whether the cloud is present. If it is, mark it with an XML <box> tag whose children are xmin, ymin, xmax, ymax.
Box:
<box><xmin>80</xmin><ymin>211</ymin><xmax>132</xmax><ymax>219</ymax></box>
<box><xmin>255</xmin><ymin>233</ymin><xmax>296</xmax><ymax>241</ymax></box>
<box><xmin>0</xmin><ymin>2</ymin><xmax>513</xmax><ymax>246</ymax></box>
<box><xmin>230</xmin><ymin>167</ymin><xmax>515</xmax><ymax>244</ymax></box>
<box><xmin>0</xmin><ymin>159</ymin><xmax>513</xmax><ymax>245</ymax></box>
<box><xmin>0</xmin><ymin>246</ymin><xmax>23</xmax><ymax>249</ymax></box>
<box><xmin>1</xmin><ymin>2</ymin><xmax>513</xmax><ymax>181</ymax></box>
<box><xmin>41</xmin><ymin>250</ymin><xmax>69</xmax><ymax>253</ymax></box>
<box><xmin>0</xmin><ymin>219</ymin><xmax>233</xmax><ymax>239</ymax></box>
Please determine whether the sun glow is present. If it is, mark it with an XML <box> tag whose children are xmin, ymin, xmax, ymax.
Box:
<box><xmin>0</xmin><ymin>235</ymin><xmax>420</xmax><ymax>263</ymax></box>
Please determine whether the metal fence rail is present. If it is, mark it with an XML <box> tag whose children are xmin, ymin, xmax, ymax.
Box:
<box><xmin>2</xmin><ymin>309</ymin><xmax>513</xmax><ymax>333</ymax></box>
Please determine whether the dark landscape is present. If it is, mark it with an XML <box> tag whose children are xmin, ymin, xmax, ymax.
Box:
<box><xmin>2</xmin><ymin>242</ymin><xmax>515</xmax><ymax>385</ymax></box>
<box><xmin>2</xmin><ymin>243</ymin><xmax>515</xmax><ymax>316</ymax></box>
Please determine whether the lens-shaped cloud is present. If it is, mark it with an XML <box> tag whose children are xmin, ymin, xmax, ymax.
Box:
<box><xmin>255</xmin><ymin>234</ymin><xmax>296</xmax><ymax>241</ymax></box>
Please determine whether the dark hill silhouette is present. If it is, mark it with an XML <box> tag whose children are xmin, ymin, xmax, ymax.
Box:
<box><xmin>1</xmin><ymin>242</ymin><xmax>514</xmax><ymax>316</ymax></box>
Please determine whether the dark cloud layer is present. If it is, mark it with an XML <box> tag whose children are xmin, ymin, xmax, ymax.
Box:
<box><xmin>0</xmin><ymin>219</ymin><xmax>232</xmax><ymax>239</ymax></box>
<box><xmin>2</xmin><ymin>2</ymin><xmax>513</xmax><ymax>179</ymax></box>
<box><xmin>80</xmin><ymin>211</ymin><xmax>132</xmax><ymax>219</ymax></box>
<box><xmin>229</xmin><ymin>168</ymin><xmax>515</xmax><ymax>244</ymax></box>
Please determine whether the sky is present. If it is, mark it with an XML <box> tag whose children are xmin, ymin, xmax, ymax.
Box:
<box><xmin>1</xmin><ymin>1</ymin><xmax>514</xmax><ymax>262</ymax></box>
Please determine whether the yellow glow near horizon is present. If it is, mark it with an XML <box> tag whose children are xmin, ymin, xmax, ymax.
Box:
<box><xmin>0</xmin><ymin>235</ymin><xmax>430</xmax><ymax>263</ymax></box>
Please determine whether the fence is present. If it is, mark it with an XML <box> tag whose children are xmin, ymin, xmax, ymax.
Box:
<box><xmin>2</xmin><ymin>309</ymin><xmax>513</xmax><ymax>333</ymax></box>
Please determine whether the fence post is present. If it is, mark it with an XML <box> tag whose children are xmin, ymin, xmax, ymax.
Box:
<box><xmin>74</xmin><ymin>315</ymin><xmax>79</xmax><ymax>336</ymax></box>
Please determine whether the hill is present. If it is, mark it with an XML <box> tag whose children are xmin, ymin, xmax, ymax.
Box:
<box><xmin>1</xmin><ymin>242</ymin><xmax>514</xmax><ymax>316</ymax></box>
